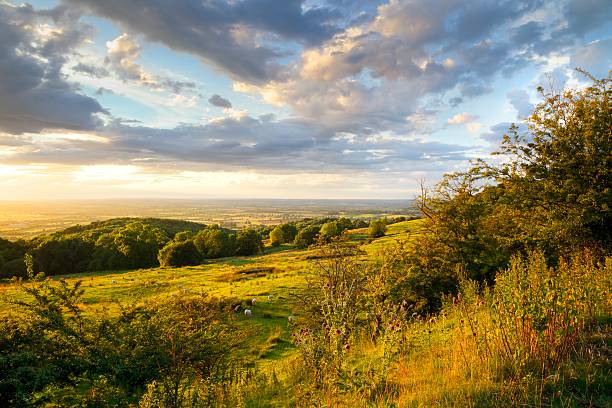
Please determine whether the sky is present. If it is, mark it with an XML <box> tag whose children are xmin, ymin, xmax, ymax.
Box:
<box><xmin>0</xmin><ymin>0</ymin><xmax>610</xmax><ymax>200</ymax></box>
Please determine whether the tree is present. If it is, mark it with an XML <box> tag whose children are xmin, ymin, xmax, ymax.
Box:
<box><xmin>368</xmin><ymin>219</ymin><xmax>387</xmax><ymax>238</ymax></box>
<box><xmin>33</xmin><ymin>237</ymin><xmax>94</xmax><ymax>275</ymax></box>
<box><xmin>269</xmin><ymin>223</ymin><xmax>298</xmax><ymax>246</ymax></box>
<box><xmin>90</xmin><ymin>222</ymin><xmax>169</xmax><ymax>270</ymax></box>
<box><xmin>193</xmin><ymin>228</ymin><xmax>236</xmax><ymax>259</ymax></box>
<box><xmin>319</xmin><ymin>221</ymin><xmax>343</xmax><ymax>242</ymax></box>
<box><xmin>480</xmin><ymin>70</ymin><xmax>612</xmax><ymax>253</ymax></box>
<box><xmin>235</xmin><ymin>228</ymin><xmax>263</xmax><ymax>256</ymax></box>
<box><xmin>158</xmin><ymin>240</ymin><xmax>201</xmax><ymax>267</ymax></box>
<box><xmin>294</xmin><ymin>225</ymin><xmax>321</xmax><ymax>248</ymax></box>
<box><xmin>399</xmin><ymin>70</ymin><xmax>612</xmax><ymax>314</ymax></box>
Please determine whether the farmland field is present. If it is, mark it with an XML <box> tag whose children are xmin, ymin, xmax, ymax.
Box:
<box><xmin>0</xmin><ymin>199</ymin><xmax>415</xmax><ymax>240</ymax></box>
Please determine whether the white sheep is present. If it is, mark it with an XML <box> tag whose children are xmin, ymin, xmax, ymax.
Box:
<box><xmin>251</xmin><ymin>297</ymin><xmax>257</xmax><ymax>305</ymax></box>
<box><xmin>267</xmin><ymin>294</ymin><xmax>273</xmax><ymax>300</ymax></box>
<box><xmin>244</xmin><ymin>309</ymin><xmax>252</xmax><ymax>317</ymax></box>
<box><xmin>288</xmin><ymin>315</ymin><xmax>294</xmax><ymax>323</ymax></box>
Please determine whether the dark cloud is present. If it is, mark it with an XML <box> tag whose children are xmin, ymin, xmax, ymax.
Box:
<box><xmin>208</xmin><ymin>94</ymin><xmax>233</xmax><ymax>109</ymax></box>
<box><xmin>7</xmin><ymin>114</ymin><xmax>471</xmax><ymax>173</ymax></box>
<box><xmin>72</xmin><ymin>63</ymin><xmax>109</xmax><ymax>78</ymax></box>
<box><xmin>565</xmin><ymin>0</ymin><xmax>612</xmax><ymax>37</ymax></box>
<box><xmin>0</xmin><ymin>3</ymin><xmax>106</xmax><ymax>134</ymax></box>
<box><xmin>95</xmin><ymin>87</ymin><xmax>115</xmax><ymax>96</ymax></box>
<box><xmin>62</xmin><ymin>0</ymin><xmax>339</xmax><ymax>83</ymax></box>
<box><xmin>449</xmin><ymin>97</ymin><xmax>463</xmax><ymax>107</ymax></box>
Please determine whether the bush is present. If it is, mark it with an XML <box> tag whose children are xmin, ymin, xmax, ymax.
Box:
<box><xmin>269</xmin><ymin>224</ymin><xmax>298</xmax><ymax>247</ymax></box>
<box><xmin>368</xmin><ymin>219</ymin><xmax>386</xmax><ymax>238</ymax></box>
<box><xmin>158</xmin><ymin>240</ymin><xmax>201</xmax><ymax>267</ymax></box>
<box><xmin>294</xmin><ymin>225</ymin><xmax>321</xmax><ymax>248</ymax></box>
<box><xmin>319</xmin><ymin>221</ymin><xmax>343</xmax><ymax>242</ymax></box>
<box><xmin>235</xmin><ymin>228</ymin><xmax>263</xmax><ymax>256</ymax></box>
<box><xmin>0</xmin><ymin>278</ymin><xmax>246</xmax><ymax>406</ymax></box>
<box><xmin>292</xmin><ymin>244</ymin><xmax>369</xmax><ymax>385</ymax></box>
<box><xmin>193</xmin><ymin>227</ymin><xmax>236</xmax><ymax>259</ymax></box>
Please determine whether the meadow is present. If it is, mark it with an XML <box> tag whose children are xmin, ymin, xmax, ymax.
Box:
<box><xmin>0</xmin><ymin>73</ymin><xmax>610</xmax><ymax>407</ymax></box>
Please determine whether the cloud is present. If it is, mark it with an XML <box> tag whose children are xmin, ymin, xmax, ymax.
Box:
<box><xmin>104</xmin><ymin>33</ymin><xmax>197</xmax><ymax>94</ymax></box>
<box><xmin>0</xmin><ymin>3</ymin><xmax>106</xmax><ymax>134</ymax></box>
<box><xmin>72</xmin><ymin>63</ymin><xmax>110</xmax><ymax>78</ymax></box>
<box><xmin>507</xmin><ymin>90</ymin><xmax>534</xmax><ymax>119</ymax></box>
<box><xmin>208</xmin><ymin>94</ymin><xmax>233</xmax><ymax>109</ymax></box>
<box><xmin>447</xmin><ymin>113</ymin><xmax>478</xmax><ymax>125</ymax></box>
<box><xmin>5</xmin><ymin>114</ymin><xmax>472</xmax><ymax>175</ymax></box>
<box><xmin>570</xmin><ymin>39</ymin><xmax>612</xmax><ymax>78</ymax></box>
<box><xmin>63</xmin><ymin>0</ymin><xmax>340</xmax><ymax>83</ymax></box>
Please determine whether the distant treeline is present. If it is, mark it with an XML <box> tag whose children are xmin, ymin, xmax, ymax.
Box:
<box><xmin>0</xmin><ymin>215</ymin><xmax>416</xmax><ymax>278</ymax></box>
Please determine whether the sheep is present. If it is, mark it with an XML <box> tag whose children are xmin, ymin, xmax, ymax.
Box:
<box><xmin>251</xmin><ymin>297</ymin><xmax>257</xmax><ymax>305</ymax></box>
<box><xmin>267</xmin><ymin>294</ymin><xmax>273</xmax><ymax>300</ymax></box>
<box><xmin>288</xmin><ymin>315</ymin><xmax>295</xmax><ymax>323</ymax></box>
<box><xmin>111</xmin><ymin>279</ymin><xmax>117</xmax><ymax>284</ymax></box>
<box><xmin>244</xmin><ymin>309</ymin><xmax>252</xmax><ymax>317</ymax></box>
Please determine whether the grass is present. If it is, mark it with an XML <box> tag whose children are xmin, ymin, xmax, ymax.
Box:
<box><xmin>0</xmin><ymin>220</ymin><xmax>423</xmax><ymax>379</ymax></box>
<box><xmin>4</xmin><ymin>219</ymin><xmax>606</xmax><ymax>407</ymax></box>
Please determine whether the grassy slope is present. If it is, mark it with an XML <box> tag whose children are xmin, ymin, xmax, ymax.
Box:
<box><xmin>0</xmin><ymin>220</ymin><xmax>422</xmax><ymax>379</ymax></box>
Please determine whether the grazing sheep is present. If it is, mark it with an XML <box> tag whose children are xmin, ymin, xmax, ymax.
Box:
<box><xmin>267</xmin><ymin>294</ymin><xmax>273</xmax><ymax>300</ymax></box>
<box><xmin>251</xmin><ymin>298</ymin><xmax>257</xmax><ymax>305</ymax></box>
<box><xmin>244</xmin><ymin>309</ymin><xmax>252</xmax><ymax>317</ymax></box>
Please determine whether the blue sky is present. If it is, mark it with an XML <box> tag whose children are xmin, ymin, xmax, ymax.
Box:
<box><xmin>0</xmin><ymin>0</ymin><xmax>610</xmax><ymax>199</ymax></box>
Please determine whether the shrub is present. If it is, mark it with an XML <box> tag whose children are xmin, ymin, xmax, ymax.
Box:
<box><xmin>269</xmin><ymin>224</ymin><xmax>298</xmax><ymax>247</ymax></box>
<box><xmin>235</xmin><ymin>228</ymin><xmax>263</xmax><ymax>256</ymax></box>
<box><xmin>193</xmin><ymin>227</ymin><xmax>236</xmax><ymax>259</ymax></box>
<box><xmin>158</xmin><ymin>240</ymin><xmax>201</xmax><ymax>267</ymax></box>
<box><xmin>294</xmin><ymin>225</ymin><xmax>320</xmax><ymax>248</ymax></box>
<box><xmin>292</xmin><ymin>244</ymin><xmax>368</xmax><ymax>385</ymax></box>
<box><xmin>368</xmin><ymin>219</ymin><xmax>386</xmax><ymax>238</ymax></box>
<box><xmin>319</xmin><ymin>221</ymin><xmax>343</xmax><ymax>242</ymax></box>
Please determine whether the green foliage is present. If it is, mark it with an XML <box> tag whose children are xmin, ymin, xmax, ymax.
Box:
<box><xmin>487</xmin><ymin>250</ymin><xmax>611</xmax><ymax>371</ymax></box>
<box><xmin>485</xmin><ymin>71</ymin><xmax>612</xmax><ymax>252</ymax></box>
<box><xmin>193</xmin><ymin>227</ymin><xmax>236</xmax><ymax>259</ymax></box>
<box><xmin>269</xmin><ymin>223</ymin><xmax>298</xmax><ymax>247</ymax></box>
<box><xmin>368</xmin><ymin>219</ymin><xmax>387</xmax><ymax>238</ymax></box>
<box><xmin>0</xmin><ymin>278</ymin><xmax>246</xmax><ymax>407</ymax></box>
<box><xmin>235</xmin><ymin>228</ymin><xmax>263</xmax><ymax>256</ymax></box>
<box><xmin>0</xmin><ymin>238</ymin><xmax>26</xmax><ymax>279</ymax></box>
<box><xmin>292</xmin><ymin>244</ymin><xmax>369</xmax><ymax>385</ymax></box>
<box><xmin>158</xmin><ymin>240</ymin><xmax>201</xmax><ymax>267</ymax></box>
<box><xmin>91</xmin><ymin>222</ymin><xmax>169</xmax><ymax>270</ymax></box>
<box><xmin>294</xmin><ymin>225</ymin><xmax>320</xmax><ymax>248</ymax></box>
<box><xmin>33</xmin><ymin>237</ymin><xmax>94</xmax><ymax>275</ymax></box>
<box><xmin>399</xmin><ymin>71</ymin><xmax>612</xmax><ymax>313</ymax></box>
<box><xmin>319</xmin><ymin>221</ymin><xmax>343</xmax><ymax>242</ymax></box>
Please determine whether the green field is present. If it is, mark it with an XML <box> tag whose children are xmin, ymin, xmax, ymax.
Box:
<box><xmin>0</xmin><ymin>220</ymin><xmax>422</xmax><ymax>379</ymax></box>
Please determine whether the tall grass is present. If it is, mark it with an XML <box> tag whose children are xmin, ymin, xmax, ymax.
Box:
<box><xmin>389</xmin><ymin>250</ymin><xmax>611</xmax><ymax>407</ymax></box>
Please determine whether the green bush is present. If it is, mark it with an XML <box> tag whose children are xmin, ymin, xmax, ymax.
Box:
<box><xmin>294</xmin><ymin>225</ymin><xmax>320</xmax><ymax>248</ymax></box>
<box><xmin>368</xmin><ymin>219</ymin><xmax>386</xmax><ymax>238</ymax></box>
<box><xmin>235</xmin><ymin>228</ymin><xmax>263</xmax><ymax>256</ymax></box>
<box><xmin>158</xmin><ymin>240</ymin><xmax>201</xmax><ymax>267</ymax></box>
